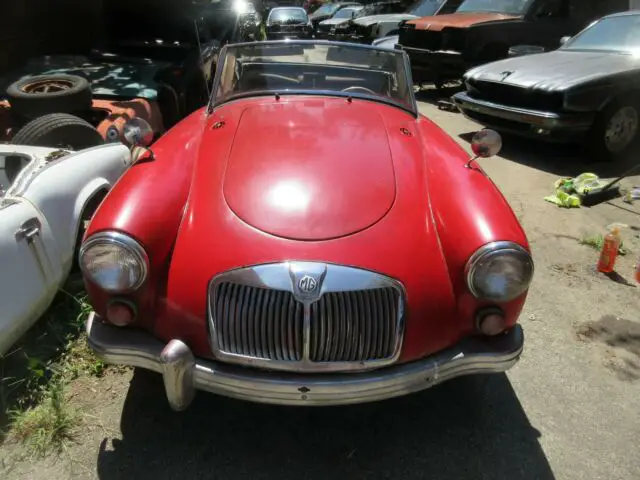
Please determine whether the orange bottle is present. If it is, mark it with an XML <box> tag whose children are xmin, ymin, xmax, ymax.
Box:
<box><xmin>597</xmin><ymin>224</ymin><xmax>625</xmax><ymax>273</ymax></box>
<box><xmin>635</xmin><ymin>256</ymin><xmax>640</xmax><ymax>283</ymax></box>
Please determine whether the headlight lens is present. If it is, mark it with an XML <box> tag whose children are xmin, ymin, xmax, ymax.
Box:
<box><xmin>79</xmin><ymin>232</ymin><xmax>148</xmax><ymax>293</ymax></box>
<box><xmin>466</xmin><ymin>242</ymin><xmax>534</xmax><ymax>302</ymax></box>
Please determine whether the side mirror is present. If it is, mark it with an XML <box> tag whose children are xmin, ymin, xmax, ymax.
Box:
<box><xmin>466</xmin><ymin>129</ymin><xmax>502</xmax><ymax>168</ymax></box>
<box><xmin>559</xmin><ymin>35</ymin><xmax>571</xmax><ymax>46</ymax></box>
<box><xmin>123</xmin><ymin>118</ymin><xmax>154</xmax><ymax>147</ymax></box>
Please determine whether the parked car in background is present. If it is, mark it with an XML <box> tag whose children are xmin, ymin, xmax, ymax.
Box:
<box><xmin>453</xmin><ymin>10</ymin><xmax>640</xmax><ymax>162</ymax></box>
<box><xmin>81</xmin><ymin>40</ymin><xmax>533</xmax><ymax>411</ymax></box>
<box><xmin>316</xmin><ymin>5</ymin><xmax>365</xmax><ymax>38</ymax></box>
<box><xmin>266</xmin><ymin>7</ymin><xmax>314</xmax><ymax>39</ymax></box>
<box><xmin>0</xmin><ymin>142</ymin><xmax>132</xmax><ymax>356</ymax></box>
<box><xmin>397</xmin><ymin>0</ymin><xmax>627</xmax><ymax>87</ymax></box>
<box><xmin>0</xmin><ymin>0</ymin><xmax>225</xmax><ymax>150</ymax></box>
<box><xmin>346</xmin><ymin>0</ymin><xmax>457</xmax><ymax>44</ymax></box>
<box><xmin>329</xmin><ymin>1</ymin><xmax>410</xmax><ymax>39</ymax></box>
<box><xmin>309</xmin><ymin>1</ymin><xmax>362</xmax><ymax>29</ymax></box>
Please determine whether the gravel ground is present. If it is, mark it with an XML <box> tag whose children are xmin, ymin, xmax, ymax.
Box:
<box><xmin>2</xmin><ymin>94</ymin><xmax>640</xmax><ymax>480</ymax></box>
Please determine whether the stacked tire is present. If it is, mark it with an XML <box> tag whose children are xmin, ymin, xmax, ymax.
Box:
<box><xmin>6</xmin><ymin>74</ymin><xmax>103</xmax><ymax>150</ymax></box>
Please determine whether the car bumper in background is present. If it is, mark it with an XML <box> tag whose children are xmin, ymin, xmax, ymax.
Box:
<box><xmin>453</xmin><ymin>91</ymin><xmax>594</xmax><ymax>142</ymax></box>
<box><xmin>87</xmin><ymin>313</ymin><xmax>524</xmax><ymax>411</ymax></box>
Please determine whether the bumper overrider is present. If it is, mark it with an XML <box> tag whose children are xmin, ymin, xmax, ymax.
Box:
<box><xmin>452</xmin><ymin>91</ymin><xmax>594</xmax><ymax>142</ymax></box>
<box><xmin>86</xmin><ymin>313</ymin><xmax>524</xmax><ymax>411</ymax></box>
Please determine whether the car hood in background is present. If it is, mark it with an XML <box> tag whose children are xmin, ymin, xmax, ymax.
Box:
<box><xmin>319</xmin><ymin>17</ymin><xmax>352</xmax><ymax>26</ymax></box>
<box><xmin>466</xmin><ymin>50</ymin><xmax>640</xmax><ymax>91</ymax></box>
<box><xmin>222</xmin><ymin>100</ymin><xmax>396</xmax><ymax>241</ymax></box>
<box><xmin>354</xmin><ymin>13</ymin><xmax>419</xmax><ymax>27</ymax></box>
<box><xmin>409</xmin><ymin>12</ymin><xmax>520</xmax><ymax>31</ymax></box>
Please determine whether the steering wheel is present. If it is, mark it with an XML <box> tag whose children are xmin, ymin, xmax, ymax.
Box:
<box><xmin>341</xmin><ymin>86</ymin><xmax>376</xmax><ymax>95</ymax></box>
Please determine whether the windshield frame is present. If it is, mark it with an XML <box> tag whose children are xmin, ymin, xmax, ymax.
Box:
<box><xmin>456</xmin><ymin>0</ymin><xmax>533</xmax><ymax>15</ymax></box>
<box><xmin>559</xmin><ymin>13</ymin><xmax>640</xmax><ymax>55</ymax></box>
<box><xmin>206</xmin><ymin>40</ymin><xmax>418</xmax><ymax>117</ymax></box>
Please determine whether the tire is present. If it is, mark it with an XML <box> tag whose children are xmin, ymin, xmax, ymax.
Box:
<box><xmin>589</xmin><ymin>99</ymin><xmax>640</xmax><ymax>162</ymax></box>
<box><xmin>6</xmin><ymin>74</ymin><xmax>92</xmax><ymax>118</ymax></box>
<box><xmin>12</xmin><ymin>113</ymin><xmax>104</xmax><ymax>150</ymax></box>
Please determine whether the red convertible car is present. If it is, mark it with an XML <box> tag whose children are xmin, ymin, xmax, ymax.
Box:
<box><xmin>79</xmin><ymin>40</ymin><xmax>533</xmax><ymax>411</ymax></box>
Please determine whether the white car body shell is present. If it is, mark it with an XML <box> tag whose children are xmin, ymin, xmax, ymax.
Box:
<box><xmin>0</xmin><ymin>143</ymin><xmax>131</xmax><ymax>355</ymax></box>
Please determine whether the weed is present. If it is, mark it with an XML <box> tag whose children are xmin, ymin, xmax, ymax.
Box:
<box><xmin>579</xmin><ymin>234</ymin><xmax>630</xmax><ymax>256</ymax></box>
<box><xmin>1</xmin><ymin>281</ymin><xmax>111</xmax><ymax>454</ymax></box>
<box><xmin>8</xmin><ymin>379</ymin><xmax>77</xmax><ymax>456</ymax></box>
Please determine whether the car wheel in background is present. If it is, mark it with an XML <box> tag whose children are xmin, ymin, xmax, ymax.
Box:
<box><xmin>6</xmin><ymin>74</ymin><xmax>92</xmax><ymax>118</ymax></box>
<box><xmin>11</xmin><ymin>113</ymin><xmax>104</xmax><ymax>150</ymax></box>
<box><xmin>590</xmin><ymin>99</ymin><xmax>640</xmax><ymax>162</ymax></box>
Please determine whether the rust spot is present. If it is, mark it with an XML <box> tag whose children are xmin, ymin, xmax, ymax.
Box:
<box><xmin>400</xmin><ymin>127</ymin><xmax>412</xmax><ymax>136</ymax></box>
<box><xmin>212</xmin><ymin>121</ymin><xmax>225</xmax><ymax>129</ymax></box>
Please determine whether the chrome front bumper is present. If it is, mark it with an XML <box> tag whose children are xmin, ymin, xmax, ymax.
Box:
<box><xmin>452</xmin><ymin>91</ymin><xmax>594</xmax><ymax>136</ymax></box>
<box><xmin>86</xmin><ymin>313</ymin><xmax>524</xmax><ymax>411</ymax></box>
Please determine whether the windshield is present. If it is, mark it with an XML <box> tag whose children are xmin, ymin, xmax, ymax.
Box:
<box><xmin>334</xmin><ymin>7</ymin><xmax>362</xmax><ymax>18</ymax></box>
<box><xmin>456</xmin><ymin>0</ymin><xmax>531</xmax><ymax>14</ymax></box>
<box><xmin>312</xmin><ymin>4</ymin><xmax>341</xmax><ymax>16</ymax></box>
<box><xmin>561</xmin><ymin>15</ymin><xmax>640</xmax><ymax>54</ymax></box>
<box><xmin>407</xmin><ymin>0</ymin><xmax>445</xmax><ymax>16</ymax></box>
<box><xmin>212</xmin><ymin>41</ymin><xmax>415</xmax><ymax>114</ymax></box>
<box><xmin>268</xmin><ymin>8</ymin><xmax>309</xmax><ymax>23</ymax></box>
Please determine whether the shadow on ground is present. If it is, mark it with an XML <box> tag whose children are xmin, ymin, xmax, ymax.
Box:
<box><xmin>96</xmin><ymin>371</ymin><xmax>554</xmax><ymax>480</ymax></box>
<box><xmin>415</xmin><ymin>83</ymin><xmax>463</xmax><ymax>107</ymax></box>
<box><xmin>458</xmin><ymin>131</ymin><xmax>640</xmax><ymax>179</ymax></box>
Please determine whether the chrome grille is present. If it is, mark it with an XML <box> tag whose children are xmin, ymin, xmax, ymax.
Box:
<box><xmin>208</xmin><ymin>262</ymin><xmax>405</xmax><ymax>372</ymax></box>
<box><xmin>212</xmin><ymin>283</ymin><xmax>304</xmax><ymax>361</ymax></box>
<box><xmin>309</xmin><ymin>289</ymin><xmax>398</xmax><ymax>362</ymax></box>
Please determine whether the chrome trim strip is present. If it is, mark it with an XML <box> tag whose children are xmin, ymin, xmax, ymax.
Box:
<box><xmin>86</xmin><ymin>313</ymin><xmax>524</xmax><ymax>409</ymax></box>
<box><xmin>464</xmin><ymin>241</ymin><xmax>534</xmax><ymax>302</ymax></box>
<box><xmin>207</xmin><ymin>262</ymin><xmax>406</xmax><ymax>373</ymax></box>
<box><xmin>79</xmin><ymin>231</ymin><xmax>149</xmax><ymax>293</ymax></box>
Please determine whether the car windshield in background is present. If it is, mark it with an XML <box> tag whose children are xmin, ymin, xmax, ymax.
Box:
<box><xmin>213</xmin><ymin>42</ymin><xmax>415</xmax><ymax>113</ymax></box>
<box><xmin>456</xmin><ymin>0</ymin><xmax>531</xmax><ymax>14</ymax></box>
<box><xmin>312</xmin><ymin>4</ymin><xmax>342</xmax><ymax>16</ymax></box>
<box><xmin>561</xmin><ymin>15</ymin><xmax>640</xmax><ymax>54</ymax></box>
<box><xmin>333</xmin><ymin>6</ymin><xmax>363</xmax><ymax>18</ymax></box>
<box><xmin>408</xmin><ymin>0</ymin><xmax>445</xmax><ymax>17</ymax></box>
<box><xmin>269</xmin><ymin>8</ymin><xmax>309</xmax><ymax>23</ymax></box>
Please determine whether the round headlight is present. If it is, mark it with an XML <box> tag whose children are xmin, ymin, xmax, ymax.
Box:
<box><xmin>79</xmin><ymin>232</ymin><xmax>148</xmax><ymax>293</ymax></box>
<box><xmin>466</xmin><ymin>241</ymin><xmax>534</xmax><ymax>302</ymax></box>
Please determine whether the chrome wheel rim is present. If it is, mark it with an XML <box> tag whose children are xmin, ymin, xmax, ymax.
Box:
<box><xmin>605</xmin><ymin>106</ymin><xmax>638</xmax><ymax>153</ymax></box>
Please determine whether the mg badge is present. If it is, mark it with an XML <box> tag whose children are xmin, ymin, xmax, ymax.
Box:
<box><xmin>289</xmin><ymin>262</ymin><xmax>327</xmax><ymax>302</ymax></box>
<box><xmin>298</xmin><ymin>275</ymin><xmax>318</xmax><ymax>293</ymax></box>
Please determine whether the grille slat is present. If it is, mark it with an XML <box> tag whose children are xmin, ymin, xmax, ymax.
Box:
<box><xmin>212</xmin><ymin>281</ymin><xmax>401</xmax><ymax>370</ymax></box>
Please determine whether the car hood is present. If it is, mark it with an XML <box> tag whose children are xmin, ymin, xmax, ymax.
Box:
<box><xmin>466</xmin><ymin>50</ymin><xmax>640</xmax><ymax>91</ymax></box>
<box><xmin>409</xmin><ymin>12</ymin><xmax>520</xmax><ymax>31</ymax></box>
<box><xmin>320</xmin><ymin>18</ymin><xmax>351</xmax><ymax>26</ymax></box>
<box><xmin>354</xmin><ymin>14</ymin><xmax>419</xmax><ymax>27</ymax></box>
<box><xmin>373</xmin><ymin>34</ymin><xmax>399</xmax><ymax>49</ymax></box>
<box><xmin>220</xmin><ymin>100</ymin><xmax>396</xmax><ymax>241</ymax></box>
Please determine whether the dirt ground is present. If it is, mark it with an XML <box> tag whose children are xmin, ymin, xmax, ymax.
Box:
<box><xmin>2</xmin><ymin>94</ymin><xmax>640</xmax><ymax>480</ymax></box>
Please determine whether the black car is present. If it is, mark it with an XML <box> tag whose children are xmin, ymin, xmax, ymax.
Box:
<box><xmin>453</xmin><ymin>10</ymin><xmax>640</xmax><ymax>162</ymax></box>
<box><xmin>266</xmin><ymin>7</ymin><xmax>314</xmax><ymax>39</ymax></box>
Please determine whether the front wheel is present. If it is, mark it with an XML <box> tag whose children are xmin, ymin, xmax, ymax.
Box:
<box><xmin>589</xmin><ymin>100</ymin><xmax>640</xmax><ymax>162</ymax></box>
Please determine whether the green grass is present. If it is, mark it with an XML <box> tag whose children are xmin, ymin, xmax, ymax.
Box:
<box><xmin>579</xmin><ymin>234</ymin><xmax>631</xmax><ymax>256</ymax></box>
<box><xmin>0</xmin><ymin>280</ymin><xmax>109</xmax><ymax>456</ymax></box>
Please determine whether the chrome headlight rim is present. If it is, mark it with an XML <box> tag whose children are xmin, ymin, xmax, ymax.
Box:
<box><xmin>79</xmin><ymin>231</ymin><xmax>149</xmax><ymax>293</ymax></box>
<box><xmin>465</xmin><ymin>241</ymin><xmax>534</xmax><ymax>302</ymax></box>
